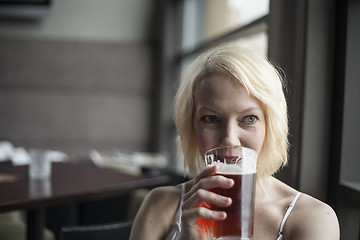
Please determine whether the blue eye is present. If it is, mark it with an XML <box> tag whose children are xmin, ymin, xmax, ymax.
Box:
<box><xmin>201</xmin><ymin>115</ymin><xmax>218</xmax><ymax>123</ymax></box>
<box><xmin>243</xmin><ymin>115</ymin><xmax>258</xmax><ymax>124</ymax></box>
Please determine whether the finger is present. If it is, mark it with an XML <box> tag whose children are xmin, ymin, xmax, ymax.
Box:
<box><xmin>196</xmin><ymin>174</ymin><xmax>234</xmax><ymax>190</ymax></box>
<box><xmin>183</xmin><ymin>188</ymin><xmax>232</xmax><ymax>210</ymax></box>
<box><xmin>192</xmin><ymin>165</ymin><xmax>218</xmax><ymax>185</ymax></box>
<box><xmin>182</xmin><ymin>205</ymin><xmax>227</xmax><ymax>223</ymax></box>
<box><xmin>185</xmin><ymin>175</ymin><xmax>234</xmax><ymax>201</ymax></box>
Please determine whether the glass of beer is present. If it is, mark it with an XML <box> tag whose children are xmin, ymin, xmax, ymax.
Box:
<box><xmin>204</xmin><ymin>146</ymin><xmax>257</xmax><ymax>240</ymax></box>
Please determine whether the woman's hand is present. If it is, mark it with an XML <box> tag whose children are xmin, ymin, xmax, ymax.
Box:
<box><xmin>179</xmin><ymin>165</ymin><xmax>234</xmax><ymax>240</ymax></box>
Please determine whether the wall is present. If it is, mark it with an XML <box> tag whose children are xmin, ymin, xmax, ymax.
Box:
<box><xmin>0</xmin><ymin>0</ymin><xmax>154</xmax><ymax>157</ymax></box>
<box><xmin>0</xmin><ymin>0</ymin><xmax>152</xmax><ymax>42</ymax></box>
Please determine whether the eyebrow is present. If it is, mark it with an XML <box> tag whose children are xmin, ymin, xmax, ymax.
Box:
<box><xmin>239</xmin><ymin>107</ymin><xmax>263</xmax><ymax>113</ymax></box>
<box><xmin>196</xmin><ymin>106</ymin><xmax>263</xmax><ymax>114</ymax></box>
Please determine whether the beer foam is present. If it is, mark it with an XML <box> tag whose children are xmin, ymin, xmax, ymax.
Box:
<box><xmin>214</xmin><ymin>161</ymin><xmax>256</xmax><ymax>175</ymax></box>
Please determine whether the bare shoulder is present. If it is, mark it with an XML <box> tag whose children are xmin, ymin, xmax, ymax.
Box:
<box><xmin>146</xmin><ymin>185</ymin><xmax>181</xmax><ymax>205</ymax></box>
<box><xmin>129</xmin><ymin>185</ymin><xmax>182</xmax><ymax>240</ymax></box>
<box><xmin>286</xmin><ymin>193</ymin><xmax>340</xmax><ymax>240</ymax></box>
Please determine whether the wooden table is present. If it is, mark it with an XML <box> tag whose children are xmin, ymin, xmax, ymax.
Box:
<box><xmin>0</xmin><ymin>162</ymin><xmax>170</xmax><ymax>240</ymax></box>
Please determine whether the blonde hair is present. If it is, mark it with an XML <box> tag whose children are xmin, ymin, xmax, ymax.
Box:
<box><xmin>174</xmin><ymin>44</ymin><xmax>288</xmax><ymax>177</ymax></box>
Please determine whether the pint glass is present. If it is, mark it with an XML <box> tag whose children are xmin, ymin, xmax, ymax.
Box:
<box><xmin>204</xmin><ymin>146</ymin><xmax>257</xmax><ymax>240</ymax></box>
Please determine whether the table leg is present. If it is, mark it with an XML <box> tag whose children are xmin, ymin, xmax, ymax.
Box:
<box><xmin>27</xmin><ymin>208</ymin><xmax>45</xmax><ymax>240</ymax></box>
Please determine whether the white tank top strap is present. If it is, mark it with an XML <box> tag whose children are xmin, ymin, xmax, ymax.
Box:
<box><xmin>165</xmin><ymin>183</ymin><xmax>185</xmax><ymax>240</ymax></box>
<box><xmin>176</xmin><ymin>183</ymin><xmax>185</xmax><ymax>223</ymax></box>
<box><xmin>277</xmin><ymin>192</ymin><xmax>302</xmax><ymax>240</ymax></box>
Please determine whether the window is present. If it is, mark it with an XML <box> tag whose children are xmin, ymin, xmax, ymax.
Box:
<box><xmin>182</xmin><ymin>0</ymin><xmax>269</xmax><ymax>55</ymax></box>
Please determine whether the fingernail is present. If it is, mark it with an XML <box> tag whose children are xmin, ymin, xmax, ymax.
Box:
<box><xmin>223</xmin><ymin>197</ymin><xmax>232</xmax><ymax>205</ymax></box>
<box><xmin>227</xmin><ymin>179</ymin><xmax>234</xmax><ymax>184</ymax></box>
<box><xmin>219</xmin><ymin>212</ymin><xmax>227</xmax><ymax>219</ymax></box>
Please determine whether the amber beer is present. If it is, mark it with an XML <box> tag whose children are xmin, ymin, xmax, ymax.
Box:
<box><xmin>211</xmin><ymin>172</ymin><xmax>256</xmax><ymax>238</ymax></box>
<box><xmin>205</xmin><ymin>146</ymin><xmax>257</xmax><ymax>240</ymax></box>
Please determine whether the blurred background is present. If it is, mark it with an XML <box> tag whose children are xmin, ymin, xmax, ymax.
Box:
<box><xmin>0</xmin><ymin>0</ymin><xmax>359</xmax><ymax>239</ymax></box>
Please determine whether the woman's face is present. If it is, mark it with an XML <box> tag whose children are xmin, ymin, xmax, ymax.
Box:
<box><xmin>193</xmin><ymin>72</ymin><xmax>266</xmax><ymax>157</ymax></box>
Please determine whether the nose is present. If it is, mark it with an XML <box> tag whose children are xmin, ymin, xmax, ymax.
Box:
<box><xmin>219</xmin><ymin>121</ymin><xmax>241</xmax><ymax>147</ymax></box>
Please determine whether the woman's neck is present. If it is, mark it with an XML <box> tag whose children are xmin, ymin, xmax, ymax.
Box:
<box><xmin>256</xmin><ymin>175</ymin><xmax>276</xmax><ymax>201</ymax></box>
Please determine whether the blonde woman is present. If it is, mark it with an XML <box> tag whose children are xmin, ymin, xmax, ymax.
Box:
<box><xmin>130</xmin><ymin>44</ymin><xmax>340</xmax><ymax>240</ymax></box>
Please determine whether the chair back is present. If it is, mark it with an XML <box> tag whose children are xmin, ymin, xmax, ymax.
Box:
<box><xmin>61</xmin><ymin>221</ymin><xmax>133</xmax><ymax>240</ymax></box>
